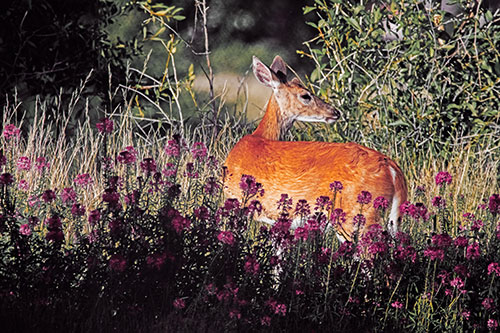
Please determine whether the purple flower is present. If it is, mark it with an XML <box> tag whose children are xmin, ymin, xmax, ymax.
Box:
<box><xmin>41</xmin><ymin>190</ymin><xmax>56</xmax><ymax>203</ymax></box>
<box><xmin>165</xmin><ymin>140</ymin><xmax>180</xmax><ymax>157</ymax></box>
<box><xmin>239</xmin><ymin>174</ymin><xmax>264</xmax><ymax>197</ymax></box>
<box><xmin>330</xmin><ymin>208</ymin><xmax>346</xmax><ymax>227</ymax></box>
<box><xmin>244</xmin><ymin>255</ymin><xmax>260</xmax><ymax>276</ymax></box>
<box><xmin>117</xmin><ymin>148</ymin><xmax>137</xmax><ymax>165</ymax></box>
<box><xmin>17</xmin><ymin>156</ymin><xmax>31</xmax><ymax>171</ymax></box>
<box><xmin>482</xmin><ymin>297</ymin><xmax>495</xmax><ymax>311</ymax></box>
<box><xmin>294</xmin><ymin>227</ymin><xmax>309</xmax><ymax>241</ymax></box>
<box><xmin>489</xmin><ymin>194</ymin><xmax>500</xmax><ymax>215</ymax></box>
<box><xmin>391</xmin><ymin>301</ymin><xmax>403</xmax><ymax>309</ymax></box>
<box><xmin>435</xmin><ymin>171</ymin><xmax>452</xmax><ymax>186</ymax></box>
<box><xmin>373</xmin><ymin>196</ymin><xmax>389</xmax><ymax>210</ymax></box>
<box><xmin>330</xmin><ymin>181</ymin><xmax>343</xmax><ymax>193</ymax></box>
<box><xmin>19</xmin><ymin>224</ymin><xmax>31</xmax><ymax>236</ymax></box>
<box><xmin>204</xmin><ymin>177</ymin><xmax>220</xmax><ymax>195</ymax></box>
<box><xmin>88</xmin><ymin>209</ymin><xmax>101</xmax><ymax>226</ymax></box>
<box><xmin>162</xmin><ymin>163</ymin><xmax>177</xmax><ymax>178</ymax></box>
<box><xmin>140</xmin><ymin>158</ymin><xmax>157</xmax><ymax>174</ymax></box>
<box><xmin>3</xmin><ymin>124</ymin><xmax>21</xmax><ymax>140</ymax></box>
<box><xmin>432</xmin><ymin>233</ymin><xmax>452</xmax><ymax>248</ymax></box>
<box><xmin>34</xmin><ymin>157</ymin><xmax>50</xmax><ymax>172</ymax></box>
<box><xmin>488</xmin><ymin>319</ymin><xmax>499</xmax><ymax>329</ymax></box>
<box><xmin>295</xmin><ymin>199</ymin><xmax>311</xmax><ymax>216</ymax></box>
<box><xmin>71</xmin><ymin>203</ymin><xmax>86</xmax><ymax>217</ymax></box>
<box><xmin>431</xmin><ymin>196</ymin><xmax>446</xmax><ymax>208</ymax></box>
<box><xmin>171</xmin><ymin>213</ymin><xmax>191</xmax><ymax>234</ymax></box>
<box><xmin>470</xmin><ymin>219</ymin><xmax>484</xmax><ymax>232</ymax></box>
<box><xmin>173</xmin><ymin>298</ymin><xmax>186</xmax><ymax>310</ymax></box>
<box><xmin>0</xmin><ymin>173</ymin><xmax>14</xmax><ymax>186</ymax></box>
<box><xmin>191</xmin><ymin>142</ymin><xmax>207</xmax><ymax>161</ymax></box>
<box><xmin>466</xmin><ymin>242</ymin><xmax>481</xmax><ymax>260</ymax></box>
<box><xmin>454</xmin><ymin>236</ymin><xmax>468</xmax><ymax>248</ymax></box>
<box><xmin>400</xmin><ymin>201</ymin><xmax>429</xmax><ymax>221</ymax></box>
<box><xmin>96</xmin><ymin>118</ymin><xmax>114</xmax><ymax>133</ymax></box>
<box><xmin>277</xmin><ymin>194</ymin><xmax>293</xmax><ymax>211</ymax></box>
<box><xmin>423</xmin><ymin>246</ymin><xmax>445</xmax><ymax>261</ymax></box>
<box><xmin>353</xmin><ymin>214</ymin><xmax>366</xmax><ymax>228</ymax></box>
<box><xmin>487</xmin><ymin>262</ymin><xmax>500</xmax><ymax>277</ymax></box>
<box><xmin>0</xmin><ymin>152</ymin><xmax>6</xmax><ymax>166</ymax></box>
<box><xmin>46</xmin><ymin>230</ymin><xmax>64</xmax><ymax>242</ymax></box>
<box><xmin>60</xmin><ymin>187</ymin><xmax>77</xmax><ymax>204</ymax></box>
<box><xmin>357</xmin><ymin>191</ymin><xmax>372</xmax><ymax>205</ymax></box>
<box><xmin>315</xmin><ymin>196</ymin><xmax>331</xmax><ymax>210</ymax></box>
<box><xmin>217</xmin><ymin>230</ymin><xmax>235</xmax><ymax>245</ymax></box>
<box><xmin>74</xmin><ymin>173</ymin><xmax>93</xmax><ymax>187</ymax></box>
<box><xmin>248</xmin><ymin>200</ymin><xmax>263</xmax><ymax>215</ymax></box>
<box><xmin>109</xmin><ymin>254</ymin><xmax>126</xmax><ymax>272</ymax></box>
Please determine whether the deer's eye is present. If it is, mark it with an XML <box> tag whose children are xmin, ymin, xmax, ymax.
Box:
<box><xmin>299</xmin><ymin>93</ymin><xmax>312</xmax><ymax>104</ymax></box>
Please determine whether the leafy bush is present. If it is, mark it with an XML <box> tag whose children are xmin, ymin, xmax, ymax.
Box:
<box><xmin>302</xmin><ymin>0</ymin><xmax>500</xmax><ymax>157</ymax></box>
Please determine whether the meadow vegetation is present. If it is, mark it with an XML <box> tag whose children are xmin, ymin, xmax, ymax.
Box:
<box><xmin>1</xmin><ymin>1</ymin><xmax>500</xmax><ymax>332</ymax></box>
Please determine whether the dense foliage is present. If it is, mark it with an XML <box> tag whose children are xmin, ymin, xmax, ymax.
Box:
<box><xmin>303</xmin><ymin>0</ymin><xmax>500</xmax><ymax>156</ymax></box>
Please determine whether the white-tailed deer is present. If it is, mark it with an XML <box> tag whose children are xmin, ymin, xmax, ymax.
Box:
<box><xmin>224</xmin><ymin>55</ymin><xmax>407</xmax><ymax>241</ymax></box>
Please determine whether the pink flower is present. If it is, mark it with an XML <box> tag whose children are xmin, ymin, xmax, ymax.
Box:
<box><xmin>470</xmin><ymin>219</ymin><xmax>484</xmax><ymax>231</ymax></box>
<box><xmin>35</xmin><ymin>157</ymin><xmax>50</xmax><ymax>171</ymax></box>
<box><xmin>450</xmin><ymin>277</ymin><xmax>464</xmax><ymax>289</ymax></box>
<box><xmin>96</xmin><ymin>118</ymin><xmax>114</xmax><ymax>133</ymax></box>
<box><xmin>294</xmin><ymin>227</ymin><xmax>309</xmax><ymax>241</ymax></box>
<box><xmin>482</xmin><ymin>297</ymin><xmax>495</xmax><ymax>311</ymax></box>
<box><xmin>3</xmin><ymin>124</ymin><xmax>21</xmax><ymax>140</ymax></box>
<box><xmin>71</xmin><ymin>203</ymin><xmax>86</xmax><ymax>217</ymax></box>
<box><xmin>435</xmin><ymin>171</ymin><xmax>452</xmax><ymax>186</ymax></box>
<box><xmin>74</xmin><ymin>173</ymin><xmax>93</xmax><ymax>187</ymax></box>
<box><xmin>295</xmin><ymin>199</ymin><xmax>310</xmax><ymax>216</ymax></box>
<box><xmin>488</xmin><ymin>319</ymin><xmax>499</xmax><ymax>329</ymax></box>
<box><xmin>171</xmin><ymin>214</ymin><xmax>191</xmax><ymax>234</ymax></box>
<box><xmin>165</xmin><ymin>140</ymin><xmax>180</xmax><ymax>157</ymax></box>
<box><xmin>17</xmin><ymin>156</ymin><xmax>31</xmax><ymax>171</ymax></box>
<box><xmin>454</xmin><ymin>236</ymin><xmax>468</xmax><ymax>248</ymax></box>
<box><xmin>244</xmin><ymin>255</ymin><xmax>260</xmax><ymax>276</ymax></box>
<box><xmin>330</xmin><ymin>181</ymin><xmax>343</xmax><ymax>193</ymax></box>
<box><xmin>109</xmin><ymin>254</ymin><xmax>126</xmax><ymax>272</ymax></box>
<box><xmin>147</xmin><ymin>253</ymin><xmax>167</xmax><ymax>271</ymax></box>
<box><xmin>489</xmin><ymin>194</ymin><xmax>500</xmax><ymax>215</ymax></box>
<box><xmin>466</xmin><ymin>242</ymin><xmax>481</xmax><ymax>260</ymax></box>
<box><xmin>267</xmin><ymin>299</ymin><xmax>287</xmax><ymax>316</ymax></box>
<box><xmin>400</xmin><ymin>201</ymin><xmax>429</xmax><ymax>221</ymax></box>
<box><xmin>432</xmin><ymin>196</ymin><xmax>446</xmax><ymax>208</ymax></box>
<box><xmin>432</xmin><ymin>233</ymin><xmax>452</xmax><ymax>248</ymax></box>
<box><xmin>373</xmin><ymin>196</ymin><xmax>389</xmax><ymax>210</ymax></box>
<box><xmin>217</xmin><ymin>230</ymin><xmax>235</xmax><ymax>246</ymax></box>
<box><xmin>191</xmin><ymin>142</ymin><xmax>207</xmax><ymax>161</ymax></box>
<box><xmin>239</xmin><ymin>174</ymin><xmax>264</xmax><ymax>197</ymax></box>
<box><xmin>487</xmin><ymin>262</ymin><xmax>500</xmax><ymax>277</ymax></box>
<box><xmin>357</xmin><ymin>191</ymin><xmax>372</xmax><ymax>205</ymax></box>
<box><xmin>461</xmin><ymin>311</ymin><xmax>470</xmax><ymax>320</ymax></box>
<box><xmin>423</xmin><ymin>246</ymin><xmax>445</xmax><ymax>261</ymax></box>
<box><xmin>19</xmin><ymin>224</ymin><xmax>31</xmax><ymax>236</ymax></box>
<box><xmin>391</xmin><ymin>301</ymin><xmax>403</xmax><ymax>309</ymax></box>
<box><xmin>172</xmin><ymin>298</ymin><xmax>186</xmax><ymax>309</ymax></box>
<box><xmin>353</xmin><ymin>214</ymin><xmax>366</xmax><ymax>228</ymax></box>
<box><xmin>260</xmin><ymin>316</ymin><xmax>271</xmax><ymax>326</ymax></box>
<box><xmin>60</xmin><ymin>187</ymin><xmax>77</xmax><ymax>204</ymax></box>
<box><xmin>41</xmin><ymin>189</ymin><xmax>56</xmax><ymax>203</ymax></box>
<box><xmin>140</xmin><ymin>158</ymin><xmax>157</xmax><ymax>174</ymax></box>
<box><xmin>88</xmin><ymin>209</ymin><xmax>101</xmax><ymax>226</ymax></box>
<box><xmin>18</xmin><ymin>179</ymin><xmax>29</xmax><ymax>191</ymax></box>
<box><xmin>117</xmin><ymin>148</ymin><xmax>137</xmax><ymax>165</ymax></box>
<box><xmin>162</xmin><ymin>163</ymin><xmax>177</xmax><ymax>178</ymax></box>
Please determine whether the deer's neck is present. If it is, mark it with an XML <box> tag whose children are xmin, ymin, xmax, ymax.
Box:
<box><xmin>252</xmin><ymin>94</ymin><xmax>293</xmax><ymax>141</ymax></box>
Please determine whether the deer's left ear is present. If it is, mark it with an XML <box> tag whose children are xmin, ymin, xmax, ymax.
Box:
<box><xmin>252</xmin><ymin>56</ymin><xmax>281</xmax><ymax>89</ymax></box>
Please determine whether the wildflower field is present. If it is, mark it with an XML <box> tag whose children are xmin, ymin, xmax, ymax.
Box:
<box><xmin>2</xmin><ymin>1</ymin><xmax>500</xmax><ymax>332</ymax></box>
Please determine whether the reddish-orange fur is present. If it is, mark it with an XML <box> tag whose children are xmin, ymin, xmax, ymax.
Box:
<box><xmin>224</xmin><ymin>56</ymin><xmax>407</xmax><ymax>240</ymax></box>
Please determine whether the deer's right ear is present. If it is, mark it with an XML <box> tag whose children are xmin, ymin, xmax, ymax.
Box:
<box><xmin>252</xmin><ymin>56</ymin><xmax>280</xmax><ymax>89</ymax></box>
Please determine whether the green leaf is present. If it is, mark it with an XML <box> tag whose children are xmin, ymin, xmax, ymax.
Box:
<box><xmin>303</xmin><ymin>6</ymin><xmax>316</xmax><ymax>15</ymax></box>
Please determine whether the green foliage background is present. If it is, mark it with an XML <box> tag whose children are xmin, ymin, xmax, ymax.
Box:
<box><xmin>303</xmin><ymin>0</ymin><xmax>500</xmax><ymax>157</ymax></box>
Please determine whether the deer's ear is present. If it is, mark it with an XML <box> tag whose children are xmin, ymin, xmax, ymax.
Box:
<box><xmin>270</xmin><ymin>55</ymin><xmax>287</xmax><ymax>81</ymax></box>
<box><xmin>253</xmin><ymin>56</ymin><xmax>280</xmax><ymax>89</ymax></box>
